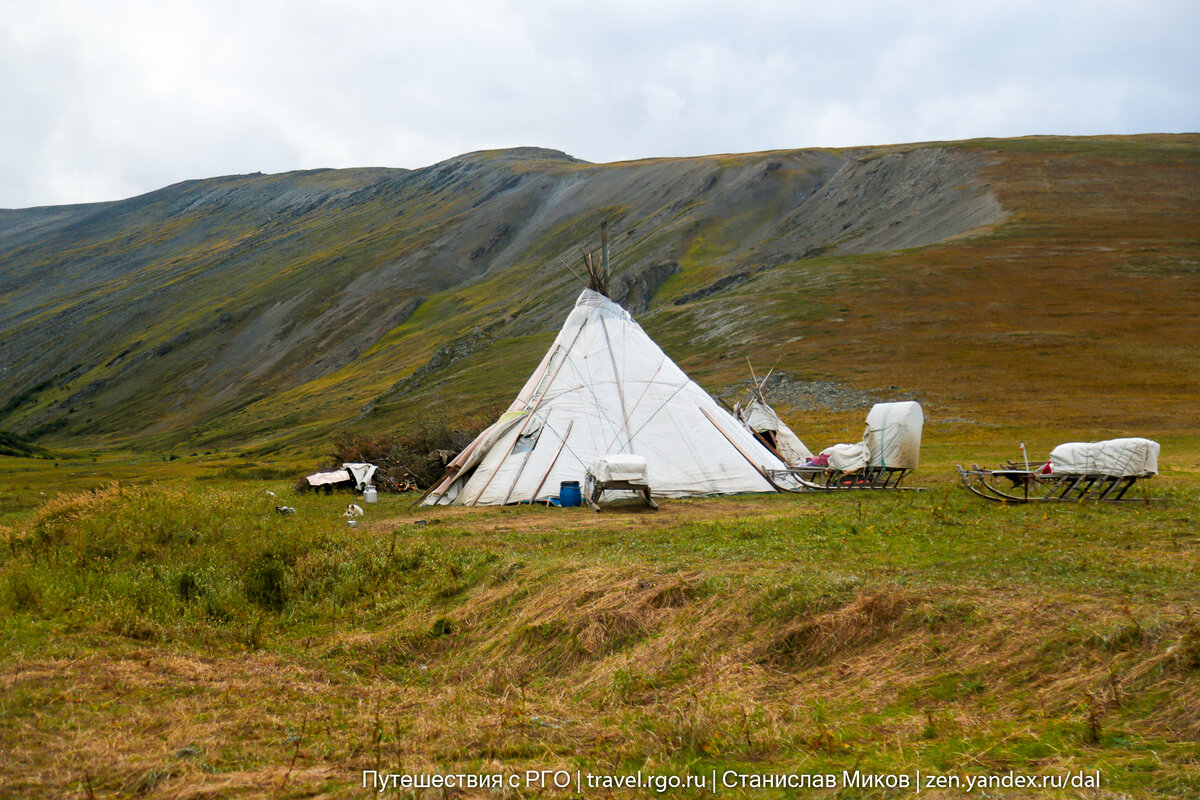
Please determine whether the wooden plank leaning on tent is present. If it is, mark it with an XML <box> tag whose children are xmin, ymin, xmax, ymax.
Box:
<box><xmin>697</xmin><ymin>406</ymin><xmax>800</xmax><ymax>493</ymax></box>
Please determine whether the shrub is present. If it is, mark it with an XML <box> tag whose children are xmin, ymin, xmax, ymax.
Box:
<box><xmin>175</xmin><ymin>571</ymin><xmax>201</xmax><ymax>603</ymax></box>
<box><xmin>5</xmin><ymin>571</ymin><xmax>42</xmax><ymax>612</ymax></box>
<box><xmin>244</xmin><ymin>552</ymin><xmax>289</xmax><ymax>612</ymax></box>
<box><xmin>324</xmin><ymin>408</ymin><xmax>500</xmax><ymax>491</ymax></box>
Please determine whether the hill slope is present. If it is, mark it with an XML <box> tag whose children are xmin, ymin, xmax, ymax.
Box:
<box><xmin>1</xmin><ymin>135</ymin><xmax>1198</xmax><ymax>455</ymax></box>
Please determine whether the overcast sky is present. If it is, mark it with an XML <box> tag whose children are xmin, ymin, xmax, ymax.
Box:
<box><xmin>3</xmin><ymin>0</ymin><xmax>1197</xmax><ymax>209</ymax></box>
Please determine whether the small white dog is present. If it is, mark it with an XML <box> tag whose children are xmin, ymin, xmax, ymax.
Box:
<box><xmin>344</xmin><ymin>504</ymin><xmax>364</xmax><ymax>519</ymax></box>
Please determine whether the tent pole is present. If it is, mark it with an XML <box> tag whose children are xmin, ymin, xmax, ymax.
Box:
<box><xmin>600</xmin><ymin>315</ymin><xmax>634</xmax><ymax>453</ymax></box>
<box><xmin>529</xmin><ymin>419</ymin><xmax>575</xmax><ymax>502</ymax></box>
<box><xmin>467</xmin><ymin>319</ymin><xmax>590</xmax><ymax>504</ymax></box>
<box><xmin>698</xmin><ymin>406</ymin><xmax>799</xmax><ymax>492</ymax></box>
<box><xmin>753</xmin><ymin>432</ymin><xmax>788</xmax><ymax>465</ymax></box>
<box><xmin>759</xmin><ymin>355</ymin><xmax>782</xmax><ymax>400</ymax></box>
<box><xmin>409</xmin><ymin>467</ymin><xmax>455</xmax><ymax>509</ymax></box>
<box><xmin>501</xmin><ymin>411</ymin><xmax>554</xmax><ymax>505</ymax></box>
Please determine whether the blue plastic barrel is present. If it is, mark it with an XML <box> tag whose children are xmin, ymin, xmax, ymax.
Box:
<box><xmin>559</xmin><ymin>480</ymin><xmax>582</xmax><ymax>507</ymax></box>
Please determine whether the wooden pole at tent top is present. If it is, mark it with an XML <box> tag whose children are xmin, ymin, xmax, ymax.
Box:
<box><xmin>601</xmin><ymin>219</ymin><xmax>610</xmax><ymax>281</ymax></box>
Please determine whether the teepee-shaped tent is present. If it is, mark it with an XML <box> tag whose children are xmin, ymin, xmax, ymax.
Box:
<box><xmin>424</xmin><ymin>289</ymin><xmax>786</xmax><ymax>505</ymax></box>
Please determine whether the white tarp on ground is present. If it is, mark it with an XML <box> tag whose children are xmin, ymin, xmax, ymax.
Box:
<box><xmin>425</xmin><ymin>290</ymin><xmax>786</xmax><ymax>505</ymax></box>
<box><xmin>739</xmin><ymin>399</ymin><xmax>813</xmax><ymax>466</ymax></box>
<box><xmin>863</xmin><ymin>401</ymin><xmax>924</xmax><ymax>469</ymax></box>
<box><xmin>306</xmin><ymin>463</ymin><xmax>378</xmax><ymax>490</ymax></box>
<box><xmin>1049</xmin><ymin>438</ymin><xmax>1159</xmax><ymax>476</ymax></box>
<box><xmin>307</xmin><ymin>469</ymin><xmax>352</xmax><ymax>487</ymax></box>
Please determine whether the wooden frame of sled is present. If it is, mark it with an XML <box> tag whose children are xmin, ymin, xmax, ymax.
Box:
<box><xmin>584</xmin><ymin>478</ymin><xmax>658</xmax><ymax>512</ymax></box>
<box><xmin>956</xmin><ymin>463</ymin><xmax>1151</xmax><ymax>503</ymax></box>
<box><xmin>769</xmin><ymin>465</ymin><xmax>915</xmax><ymax>491</ymax></box>
<box><xmin>582</xmin><ymin>454</ymin><xmax>659</xmax><ymax>512</ymax></box>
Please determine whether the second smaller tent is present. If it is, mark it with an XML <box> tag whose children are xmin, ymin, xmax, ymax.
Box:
<box><xmin>736</xmin><ymin>398</ymin><xmax>813</xmax><ymax>467</ymax></box>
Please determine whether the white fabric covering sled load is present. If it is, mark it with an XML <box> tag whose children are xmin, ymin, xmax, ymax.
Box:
<box><xmin>863</xmin><ymin>401</ymin><xmax>923</xmax><ymax>469</ymax></box>
<box><xmin>814</xmin><ymin>402</ymin><xmax>924</xmax><ymax>473</ymax></box>
<box><xmin>586</xmin><ymin>454</ymin><xmax>656</xmax><ymax>511</ymax></box>
<box><xmin>764</xmin><ymin>401</ymin><xmax>923</xmax><ymax>491</ymax></box>
<box><xmin>1048</xmin><ymin>438</ymin><xmax>1159</xmax><ymax>477</ymax></box>
<box><xmin>589</xmin><ymin>454</ymin><xmax>649</xmax><ymax>484</ymax></box>
<box><xmin>822</xmin><ymin>443</ymin><xmax>869</xmax><ymax>473</ymax></box>
<box><xmin>424</xmin><ymin>290</ymin><xmax>787</xmax><ymax>506</ymax></box>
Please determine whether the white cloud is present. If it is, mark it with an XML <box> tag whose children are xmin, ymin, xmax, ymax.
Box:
<box><xmin>1</xmin><ymin>0</ymin><xmax>1197</xmax><ymax>207</ymax></box>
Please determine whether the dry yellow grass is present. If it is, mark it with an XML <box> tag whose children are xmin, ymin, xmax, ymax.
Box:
<box><xmin>3</xmin><ymin>532</ymin><xmax>1197</xmax><ymax>798</ymax></box>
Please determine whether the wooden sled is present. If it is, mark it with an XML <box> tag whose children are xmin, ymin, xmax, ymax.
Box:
<box><xmin>956</xmin><ymin>462</ymin><xmax>1151</xmax><ymax>504</ymax></box>
<box><xmin>583</xmin><ymin>478</ymin><xmax>658</xmax><ymax>512</ymax></box>
<box><xmin>769</xmin><ymin>465</ymin><xmax>916</xmax><ymax>491</ymax></box>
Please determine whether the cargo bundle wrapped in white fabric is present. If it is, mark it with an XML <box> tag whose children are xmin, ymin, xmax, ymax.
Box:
<box><xmin>958</xmin><ymin>437</ymin><xmax>1160</xmax><ymax>503</ymax></box>
<box><xmin>864</xmin><ymin>401</ymin><xmax>924</xmax><ymax>469</ymax></box>
<box><xmin>1049</xmin><ymin>438</ymin><xmax>1160</xmax><ymax>477</ymax></box>
<box><xmin>812</xmin><ymin>402</ymin><xmax>923</xmax><ymax>473</ymax></box>
<box><xmin>821</xmin><ymin>442</ymin><xmax>869</xmax><ymax>472</ymax></box>
<box><xmin>424</xmin><ymin>290</ymin><xmax>786</xmax><ymax>506</ymax></box>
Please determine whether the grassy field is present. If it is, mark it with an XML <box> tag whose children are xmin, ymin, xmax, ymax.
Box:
<box><xmin>1</xmin><ymin>444</ymin><xmax>1198</xmax><ymax>799</ymax></box>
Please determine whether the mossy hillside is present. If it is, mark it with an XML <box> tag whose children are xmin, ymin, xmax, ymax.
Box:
<box><xmin>155</xmin><ymin>248</ymin><xmax>910</xmax><ymax>457</ymax></box>
<box><xmin>129</xmin><ymin>193</ymin><xmax>712</xmax><ymax>452</ymax></box>
<box><xmin>0</xmin><ymin>147</ymin><xmax>853</xmax><ymax>443</ymax></box>
<box><xmin>956</xmin><ymin>132</ymin><xmax>1200</xmax><ymax>162</ymax></box>
<box><xmin>327</xmin><ymin>135</ymin><xmax>1195</xmax><ymax>444</ymax></box>
<box><xmin>0</xmin><ymin>157</ymin><xmax>564</xmax><ymax>437</ymax></box>
<box><xmin>2</xmin><ymin>136</ymin><xmax>1198</xmax><ymax>459</ymax></box>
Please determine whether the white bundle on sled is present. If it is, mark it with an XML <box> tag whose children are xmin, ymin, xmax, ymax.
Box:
<box><xmin>863</xmin><ymin>401</ymin><xmax>923</xmax><ymax>469</ymax></box>
<box><xmin>1048</xmin><ymin>438</ymin><xmax>1159</xmax><ymax>477</ymax></box>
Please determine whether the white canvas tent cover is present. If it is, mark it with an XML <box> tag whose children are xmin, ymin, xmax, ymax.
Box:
<box><xmin>425</xmin><ymin>290</ymin><xmax>786</xmax><ymax>505</ymax></box>
<box><xmin>1049</xmin><ymin>438</ymin><xmax>1159</xmax><ymax>477</ymax></box>
<box><xmin>738</xmin><ymin>399</ymin><xmax>813</xmax><ymax>467</ymax></box>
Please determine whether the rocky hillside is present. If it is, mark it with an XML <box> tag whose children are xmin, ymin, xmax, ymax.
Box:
<box><xmin>1</xmin><ymin>136</ymin><xmax>1197</xmax><ymax>455</ymax></box>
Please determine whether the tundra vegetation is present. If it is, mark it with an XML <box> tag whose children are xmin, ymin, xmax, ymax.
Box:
<box><xmin>0</xmin><ymin>442</ymin><xmax>1197</xmax><ymax>798</ymax></box>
